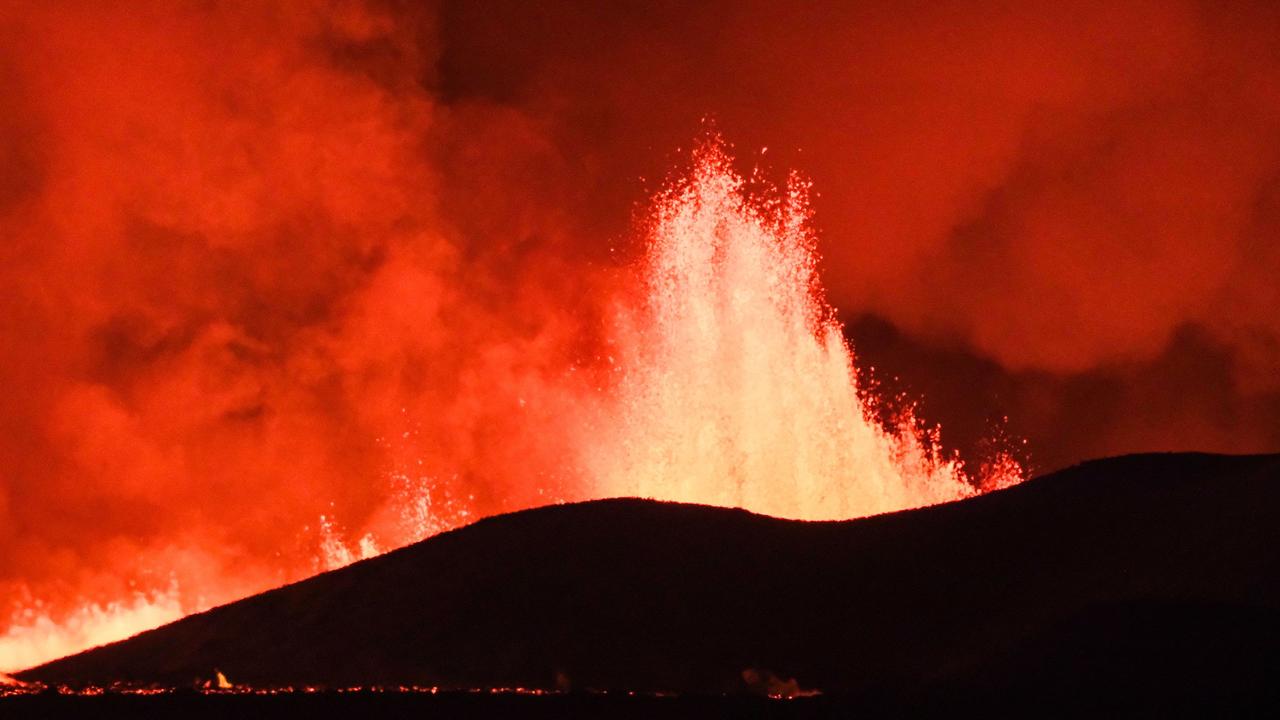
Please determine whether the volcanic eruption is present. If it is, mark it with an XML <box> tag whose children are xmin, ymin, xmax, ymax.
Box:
<box><xmin>5</xmin><ymin>4</ymin><xmax>1279</xmax><ymax>709</ymax></box>
<box><xmin>0</xmin><ymin>136</ymin><xmax>1019</xmax><ymax>674</ymax></box>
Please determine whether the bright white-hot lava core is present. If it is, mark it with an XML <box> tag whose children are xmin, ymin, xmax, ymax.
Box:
<box><xmin>0</xmin><ymin>137</ymin><xmax>1022</xmax><ymax>674</ymax></box>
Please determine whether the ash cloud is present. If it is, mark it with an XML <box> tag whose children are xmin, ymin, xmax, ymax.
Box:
<box><xmin>2</xmin><ymin>0</ymin><xmax>1280</xmax><ymax>622</ymax></box>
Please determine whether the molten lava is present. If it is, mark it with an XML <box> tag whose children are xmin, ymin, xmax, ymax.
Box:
<box><xmin>586</xmin><ymin>138</ymin><xmax>1022</xmax><ymax>519</ymax></box>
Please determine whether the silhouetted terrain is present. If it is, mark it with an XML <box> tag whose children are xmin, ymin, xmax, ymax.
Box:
<box><xmin>16</xmin><ymin>453</ymin><xmax>1280</xmax><ymax>711</ymax></box>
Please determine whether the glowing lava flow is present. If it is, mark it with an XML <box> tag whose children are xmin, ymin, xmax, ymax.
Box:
<box><xmin>586</xmin><ymin>138</ymin><xmax>1022</xmax><ymax>519</ymax></box>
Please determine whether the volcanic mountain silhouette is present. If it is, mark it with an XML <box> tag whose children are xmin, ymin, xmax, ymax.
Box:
<box><xmin>17</xmin><ymin>453</ymin><xmax>1280</xmax><ymax>702</ymax></box>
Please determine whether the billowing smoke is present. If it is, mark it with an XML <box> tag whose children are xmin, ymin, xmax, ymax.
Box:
<box><xmin>0</xmin><ymin>0</ymin><xmax>604</xmax><ymax>660</ymax></box>
<box><xmin>3</xmin><ymin>0</ymin><xmax>1280</xmax><ymax>669</ymax></box>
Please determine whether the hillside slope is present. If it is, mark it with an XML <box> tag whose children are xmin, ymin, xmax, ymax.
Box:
<box><xmin>19</xmin><ymin>453</ymin><xmax>1280</xmax><ymax>701</ymax></box>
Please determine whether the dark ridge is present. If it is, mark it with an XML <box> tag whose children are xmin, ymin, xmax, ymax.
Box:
<box><xmin>16</xmin><ymin>452</ymin><xmax>1280</xmax><ymax>708</ymax></box>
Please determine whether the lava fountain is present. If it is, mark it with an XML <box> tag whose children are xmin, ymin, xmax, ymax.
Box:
<box><xmin>585</xmin><ymin>137</ymin><xmax>1022</xmax><ymax>519</ymax></box>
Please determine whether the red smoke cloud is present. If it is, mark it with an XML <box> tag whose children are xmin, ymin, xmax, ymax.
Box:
<box><xmin>2</xmin><ymin>0</ymin><xmax>1280</xmax><ymax>665</ymax></box>
<box><xmin>0</xmin><ymin>0</ymin><xmax>604</xmax><ymax>630</ymax></box>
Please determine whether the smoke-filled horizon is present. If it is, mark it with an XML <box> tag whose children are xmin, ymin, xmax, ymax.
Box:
<box><xmin>3</xmin><ymin>0</ymin><xmax>1280</xmax><ymax>666</ymax></box>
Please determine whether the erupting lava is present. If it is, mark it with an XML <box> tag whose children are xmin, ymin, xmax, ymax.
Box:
<box><xmin>0</xmin><ymin>137</ymin><xmax>1021</xmax><ymax>675</ymax></box>
<box><xmin>587</xmin><ymin>138</ymin><xmax>1022</xmax><ymax>519</ymax></box>
<box><xmin>0</xmin><ymin>586</ymin><xmax>182</xmax><ymax>676</ymax></box>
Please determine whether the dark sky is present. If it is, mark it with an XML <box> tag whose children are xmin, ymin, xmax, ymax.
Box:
<box><xmin>2</xmin><ymin>0</ymin><xmax>1279</xmax><ymax>620</ymax></box>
